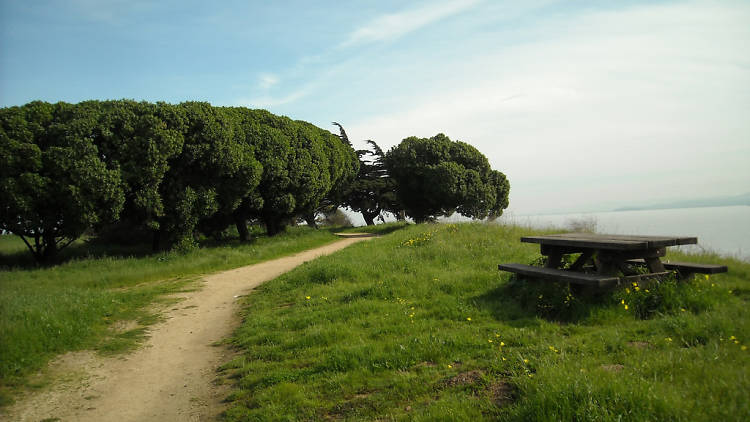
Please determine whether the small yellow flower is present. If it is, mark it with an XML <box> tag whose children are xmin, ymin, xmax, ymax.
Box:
<box><xmin>305</xmin><ymin>296</ymin><xmax>311</xmax><ymax>300</ymax></box>
<box><xmin>735</xmin><ymin>340</ymin><xmax>740</xmax><ymax>344</ymax></box>
<box><xmin>500</xmin><ymin>342</ymin><xmax>505</xmax><ymax>347</ymax></box>
<box><xmin>495</xmin><ymin>334</ymin><xmax>500</xmax><ymax>337</ymax></box>
<box><xmin>502</xmin><ymin>357</ymin><xmax>507</xmax><ymax>361</ymax></box>
<box><xmin>447</xmin><ymin>364</ymin><xmax>452</xmax><ymax>368</ymax></box>
<box><xmin>665</xmin><ymin>337</ymin><xmax>673</xmax><ymax>342</ymax></box>
<box><xmin>704</xmin><ymin>274</ymin><xmax>710</xmax><ymax>281</ymax></box>
<box><xmin>634</xmin><ymin>286</ymin><xmax>640</xmax><ymax>291</ymax></box>
<box><xmin>624</xmin><ymin>305</ymin><xmax>629</xmax><ymax>310</ymax></box>
<box><xmin>680</xmin><ymin>308</ymin><xmax>686</xmax><ymax>312</ymax></box>
<box><xmin>625</xmin><ymin>288</ymin><xmax>631</xmax><ymax>294</ymax></box>
<box><xmin>466</xmin><ymin>317</ymin><xmax>471</xmax><ymax>321</ymax></box>
<box><xmin>523</xmin><ymin>359</ymin><xmax>529</xmax><ymax>364</ymax></box>
<box><xmin>742</xmin><ymin>345</ymin><xmax>747</xmax><ymax>351</ymax></box>
<box><xmin>488</xmin><ymin>339</ymin><xmax>493</xmax><ymax>343</ymax></box>
<box><xmin>621</xmin><ymin>299</ymin><xmax>625</xmax><ymax>305</ymax></box>
<box><xmin>730</xmin><ymin>335</ymin><xmax>737</xmax><ymax>340</ymax></box>
<box><xmin>645</xmin><ymin>289</ymin><xmax>650</xmax><ymax>293</ymax></box>
<box><xmin>632</xmin><ymin>282</ymin><xmax>638</xmax><ymax>287</ymax></box>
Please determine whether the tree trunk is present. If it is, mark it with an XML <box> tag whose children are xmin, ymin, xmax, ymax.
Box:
<box><xmin>41</xmin><ymin>232</ymin><xmax>58</xmax><ymax>264</ymax></box>
<box><xmin>234</xmin><ymin>215</ymin><xmax>250</xmax><ymax>242</ymax></box>
<box><xmin>304</xmin><ymin>213</ymin><xmax>318</xmax><ymax>229</ymax></box>
<box><xmin>152</xmin><ymin>229</ymin><xmax>162</xmax><ymax>252</ymax></box>
<box><xmin>362</xmin><ymin>212</ymin><xmax>376</xmax><ymax>226</ymax></box>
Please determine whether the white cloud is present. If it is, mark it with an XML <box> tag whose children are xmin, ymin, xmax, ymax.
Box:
<box><xmin>236</xmin><ymin>84</ymin><xmax>315</xmax><ymax>108</ymax></box>
<box><xmin>343</xmin><ymin>1</ymin><xmax>750</xmax><ymax>213</ymax></box>
<box><xmin>257</xmin><ymin>73</ymin><xmax>279</xmax><ymax>90</ymax></box>
<box><xmin>340</xmin><ymin>0</ymin><xmax>482</xmax><ymax>47</ymax></box>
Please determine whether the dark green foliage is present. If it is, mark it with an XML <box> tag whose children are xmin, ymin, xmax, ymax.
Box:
<box><xmin>384</xmin><ymin>133</ymin><xmax>509</xmax><ymax>223</ymax></box>
<box><xmin>0</xmin><ymin>102</ymin><xmax>125</xmax><ymax>262</ymax></box>
<box><xmin>153</xmin><ymin>103</ymin><xmax>263</xmax><ymax>249</ymax></box>
<box><xmin>230</xmin><ymin>110</ymin><xmax>358</xmax><ymax>236</ymax></box>
<box><xmin>0</xmin><ymin>100</ymin><xmax>357</xmax><ymax>257</ymax></box>
<box><xmin>89</xmin><ymin>100</ymin><xmax>184</xmax><ymax>236</ymax></box>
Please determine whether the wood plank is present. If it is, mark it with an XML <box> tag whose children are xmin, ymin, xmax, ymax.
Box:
<box><xmin>521</xmin><ymin>235</ymin><xmax>648</xmax><ymax>250</ymax></box>
<box><xmin>498</xmin><ymin>263</ymin><xmax>619</xmax><ymax>288</ymax></box>
<box><xmin>521</xmin><ymin>233</ymin><xmax>697</xmax><ymax>249</ymax></box>
<box><xmin>627</xmin><ymin>259</ymin><xmax>728</xmax><ymax>274</ymax></box>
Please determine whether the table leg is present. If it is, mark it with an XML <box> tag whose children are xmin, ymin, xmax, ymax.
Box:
<box><xmin>569</xmin><ymin>250</ymin><xmax>594</xmax><ymax>271</ymax></box>
<box><xmin>644</xmin><ymin>257</ymin><xmax>666</xmax><ymax>273</ymax></box>
<box><xmin>545</xmin><ymin>252</ymin><xmax>563</xmax><ymax>268</ymax></box>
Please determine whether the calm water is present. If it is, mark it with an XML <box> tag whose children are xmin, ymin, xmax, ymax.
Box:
<box><xmin>502</xmin><ymin>206</ymin><xmax>750</xmax><ymax>261</ymax></box>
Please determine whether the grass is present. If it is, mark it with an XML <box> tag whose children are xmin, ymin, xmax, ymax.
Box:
<box><xmin>221</xmin><ymin>222</ymin><xmax>750</xmax><ymax>421</ymax></box>
<box><xmin>0</xmin><ymin>225</ymin><xmax>342</xmax><ymax>405</ymax></box>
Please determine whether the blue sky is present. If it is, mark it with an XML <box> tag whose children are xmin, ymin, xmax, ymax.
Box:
<box><xmin>2</xmin><ymin>0</ymin><xmax>749</xmax><ymax>215</ymax></box>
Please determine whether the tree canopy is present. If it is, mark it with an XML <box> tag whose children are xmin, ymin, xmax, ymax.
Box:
<box><xmin>0</xmin><ymin>101</ymin><xmax>125</xmax><ymax>262</ymax></box>
<box><xmin>0</xmin><ymin>100</ymin><xmax>359</xmax><ymax>262</ymax></box>
<box><xmin>384</xmin><ymin>133</ymin><xmax>509</xmax><ymax>223</ymax></box>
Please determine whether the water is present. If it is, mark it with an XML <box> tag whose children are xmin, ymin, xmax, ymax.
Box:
<box><xmin>502</xmin><ymin>206</ymin><xmax>750</xmax><ymax>261</ymax></box>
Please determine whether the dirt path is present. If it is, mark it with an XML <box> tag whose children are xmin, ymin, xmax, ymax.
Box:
<box><xmin>4</xmin><ymin>236</ymin><xmax>372</xmax><ymax>422</ymax></box>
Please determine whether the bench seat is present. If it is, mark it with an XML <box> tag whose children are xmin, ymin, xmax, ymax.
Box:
<box><xmin>627</xmin><ymin>259</ymin><xmax>727</xmax><ymax>276</ymax></box>
<box><xmin>498</xmin><ymin>263</ymin><xmax>619</xmax><ymax>288</ymax></box>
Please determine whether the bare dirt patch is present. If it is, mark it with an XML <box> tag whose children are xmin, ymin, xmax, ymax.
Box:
<box><xmin>3</xmin><ymin>237</ymin><xmax>371</xmax><ymax>422</ymax></box>
<box><xmin>445</xmin><ymin>370</ymin><xmax>484</xmax><ymax>387</ymax></box>
<box><xmin>488</xmin><ymin>380</ymin><xmax>516</xmax><ymax>407</ymax></box>
<box><xmin>600</xmin><ymin>364</ymin><xmax>625</xmax><ymax>372</ymax></box>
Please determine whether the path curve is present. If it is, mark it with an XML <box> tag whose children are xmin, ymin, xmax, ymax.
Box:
<box><xmin>4</xmin><ymin>236</ymin><xmax>372</xmax><ymax>421</ymax></box>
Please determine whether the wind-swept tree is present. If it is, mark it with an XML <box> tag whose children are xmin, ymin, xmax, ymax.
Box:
<box><xmin>338</xmin><ymin>122</ymin><xmax>398</xmax><ymax>225</ymax></box>
<box><xmin>384</xmin><ymin>133</ymin><xmax>509</xmax><ymax>223</ymax></box>
<box><xmin>0</xmin><ymin>101</ymin><xmax>125</xmax><ymax>262</ymax></box>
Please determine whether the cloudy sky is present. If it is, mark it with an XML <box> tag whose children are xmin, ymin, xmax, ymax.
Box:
<box><xmin>2</xmin><ymin>0</ymin><xmax>749</xmax><ymax>215</ymax></box>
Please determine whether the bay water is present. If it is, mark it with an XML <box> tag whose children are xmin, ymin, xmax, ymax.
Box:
<box><xmin>502</xmin><ymin>206</ymin><xmax>750</xmax><ymax>261</ymax></box>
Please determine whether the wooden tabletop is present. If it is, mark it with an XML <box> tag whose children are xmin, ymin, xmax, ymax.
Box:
<box><xmin>521</xmin><ymin>233</ymin><xmax>697</xmax><ymax>250</ymax></box>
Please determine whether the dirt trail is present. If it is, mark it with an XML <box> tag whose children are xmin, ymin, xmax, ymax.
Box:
<box><xmin>4</xmin><ymin>236</ymin><xmax>372</xmax><ymax>422</ymax></box>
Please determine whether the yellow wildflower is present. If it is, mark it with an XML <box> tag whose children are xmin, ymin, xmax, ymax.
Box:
<box><xmin>500</xmin><ymin>342</ymin><xmax>505</xmax><ymax>347</ymax></box>
<box><xmin>523</xmin><ymin>359</ymin><xmax>529</xmax><ymax>364</ymax></box>
<box><xmin>624</xmin><ymin>305</ymin><xmax>629</xmax><ymax>310</ymax></box>
<box><xmin>466</xmin><ymin>317</ymin><xmax>471</xmax><ymax>321</ymax></box>
<box><xmin>305</xmin><ymin>296</ymin><xmax>311</xmax><ymax>300</ymax></box>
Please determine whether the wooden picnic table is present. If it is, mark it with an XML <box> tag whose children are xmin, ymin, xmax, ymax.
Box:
<box><xmin>499</xmin><ymin>233</ymin><xmax>727</xmax><ymax>289</ymax></box>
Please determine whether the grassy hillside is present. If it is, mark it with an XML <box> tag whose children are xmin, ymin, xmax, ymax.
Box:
<box><xmin>0</xmin><ymin>226</ymin><xmax>341</xmax><ymax>404</ymax></box>
<box><xmin>221</xmin><ymin>223</ymin><xmax>750</xmax><ymax>421</ymax></box>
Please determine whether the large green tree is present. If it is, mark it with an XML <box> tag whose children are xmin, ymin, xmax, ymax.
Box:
<box><xmin>0</xmin><ymin>101</ymin><xmax>125</xmax><ymax>262</ymax></box>
<box><xmin>89</xmin><ymin>100</ymin><xmax>185</xmax><ymax>245</ymax></box>
<box><xmin>384</xmin><ymin>133</ymin><xmax>509</xmax><ymax>223</ymax></box>
<box><xmin>231</xmin><ymin>110</ymin><xmax>358</xmax><ymax>236</ymax></box>
<box><xmin>153</xmin><ymin>102</ymin><xmax>262</xmax><ymax>249</ymax></box>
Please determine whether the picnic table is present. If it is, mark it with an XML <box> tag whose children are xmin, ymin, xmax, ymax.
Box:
<box><xmin>498</xmin><ymin>233</ymin><xmax>727</xmax><ymax>289</ymax></box>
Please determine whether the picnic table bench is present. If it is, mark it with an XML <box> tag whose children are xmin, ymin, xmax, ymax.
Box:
<box><xmin>498</xmin><ymin>233</ymin><xmax>727</xmax><ymax>289</ymax></box>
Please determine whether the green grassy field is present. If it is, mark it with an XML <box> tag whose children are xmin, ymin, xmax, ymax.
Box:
<box><xmin>0</xmin><ymin>226</ymin><xmax>342</xmax><ymax>405</ymax></box>
<box><xmin>221</xmin><ymin>223</ymin><xmax>750</xmax><ymax>421</ymax></box>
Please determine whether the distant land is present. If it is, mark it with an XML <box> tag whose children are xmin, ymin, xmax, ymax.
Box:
<box><xmin>614</xmin><ymin>192</ymin><xmax>750</xmax><ymax>212</ymax></box>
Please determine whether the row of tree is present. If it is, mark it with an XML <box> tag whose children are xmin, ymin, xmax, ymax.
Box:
<box><xmin>0</xmin><ymin>100</ymin><xmax>358</xmax><ymax>262</ymax></box>
<box><xmin>1</xmin><ymin>100</ymin><xmax>510</xmax><ymax>263</ymax></box>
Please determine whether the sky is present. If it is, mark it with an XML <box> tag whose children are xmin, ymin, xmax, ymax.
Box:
<box><xmin>1</xmin><ymin>0</ymin><xmax>749</xmax><ymax>215</ymax></box>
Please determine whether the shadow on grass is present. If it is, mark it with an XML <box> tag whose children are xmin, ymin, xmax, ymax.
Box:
<box><xmin>473</xmin><ymin>278</ymin><xmax>611</xmax><ymax>325</ymax></box>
